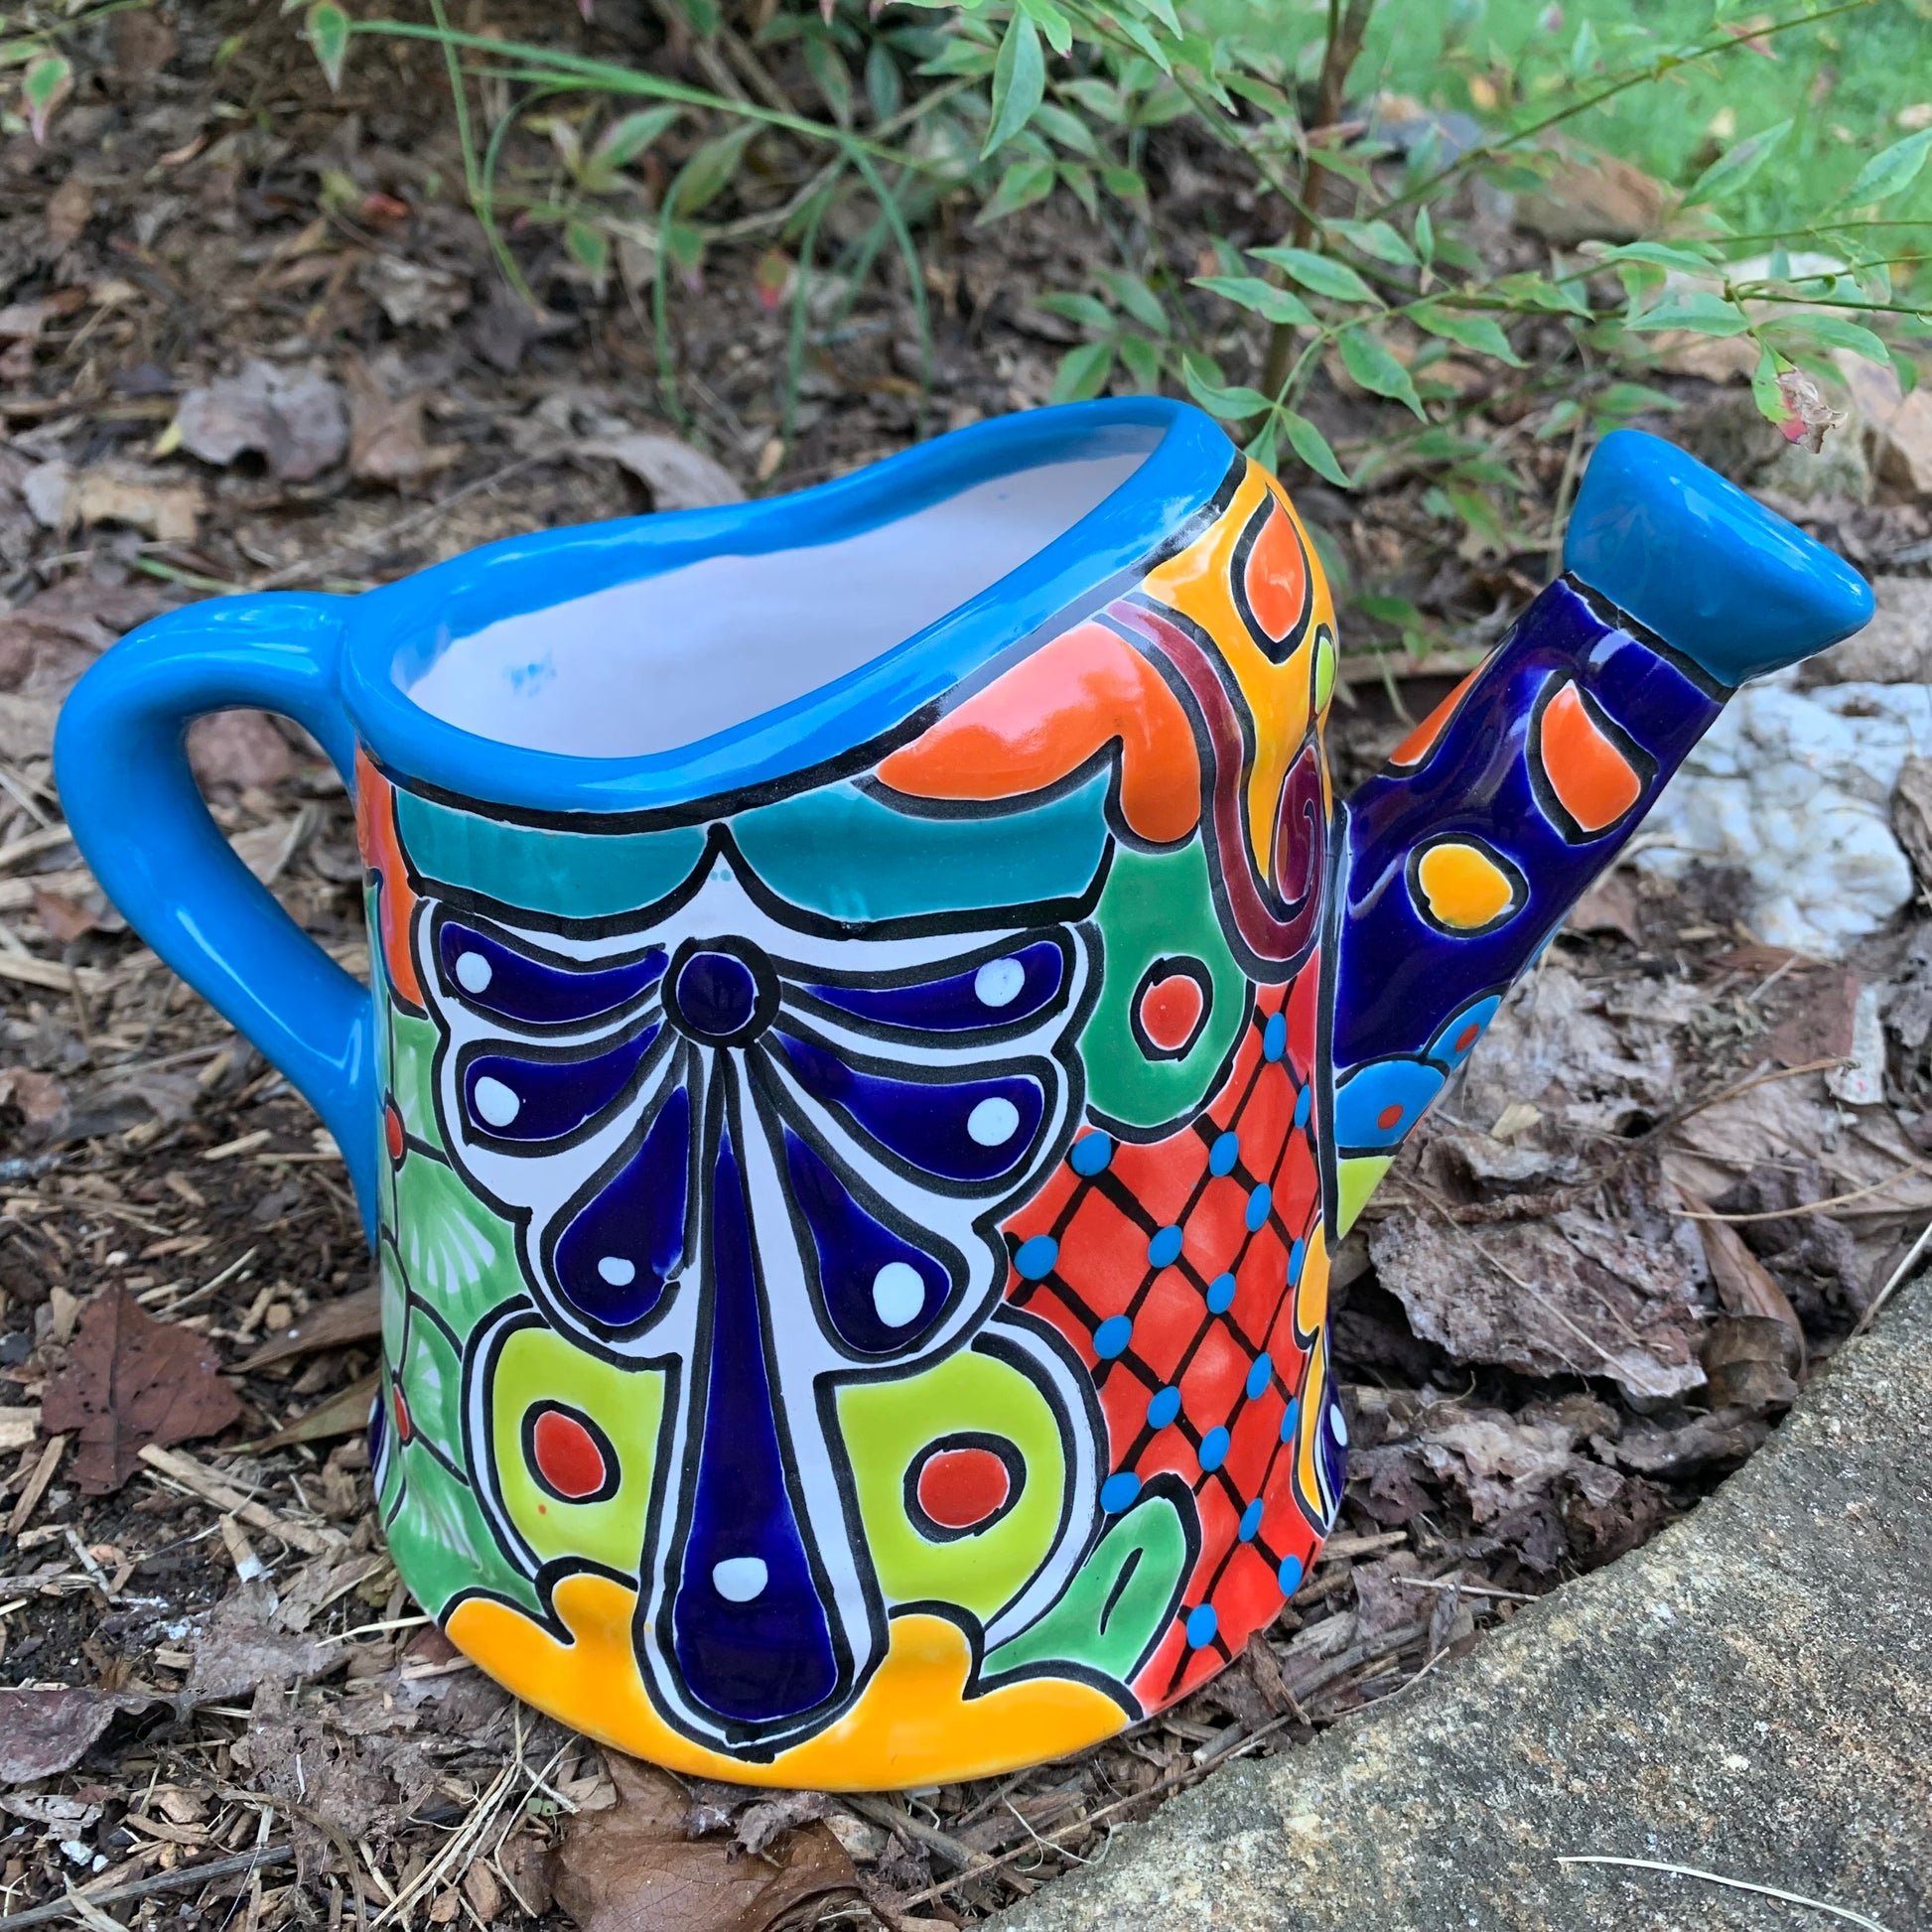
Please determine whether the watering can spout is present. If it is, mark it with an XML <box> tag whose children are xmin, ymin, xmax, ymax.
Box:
<box><xmin>1321</xmin><ymin>429</ymin><xmax>1873</xmax><ymax>1234</ymax></box>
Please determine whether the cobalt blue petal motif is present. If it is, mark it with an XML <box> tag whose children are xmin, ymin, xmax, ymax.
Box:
<box><xmin>418</xmin><ymin>843</ymin><xmax>1097</xmax><ymax>1753</ymax></box>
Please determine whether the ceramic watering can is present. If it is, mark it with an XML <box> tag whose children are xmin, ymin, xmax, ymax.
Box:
<box><xmin>55</xmin><ymin>400</ymin><xmax>1871</xmax><ymax>1788</ymax></box>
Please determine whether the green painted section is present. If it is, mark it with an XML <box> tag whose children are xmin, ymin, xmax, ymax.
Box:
<box><xmin>734</xmin><ymin>775</ymin><xmax>1113</xmax><ymax>923</ymax></box>
<box><xmin>983</xmin><ymin>1489</ymin><xmax>1190</xmax><ymax>1685</ymax></box>
<box><xmin>485</xmin><ymin>1323</ymin><xmax>666</xmax><ymax>1577</ymax></box>
<box><xmin>398</xmin><ymin>1293</ymin><xmax>466</xmax><ymax>1458</ymax></box>
<box><xmin>1080</xmin><ymin>837</ymin><xmax>1248</xmax><ymax>1132</ymax></box>
<box><xmin>388</xmin><ymin>1010</ymin><xmax>442</xmax><ymax>1152</ymax></box>
<box><xmin>385</xmin><ymin>1444</ymin><xmax>537</xmax><ymax>1619</ymax></box>
<box><xmin>387</xmin><ymin>1153</ymin><xmax>524</xmax><ymax>1337</ymax></box>
<box><xmin>395</xmin><ymin>788</ymin><xmax>707</xmax><ymax>919</ymax></box>
<box><xmin>838</xmin><ymin>1342</ymin><xmax>1070</xmax><ymax>1624</ymax></box>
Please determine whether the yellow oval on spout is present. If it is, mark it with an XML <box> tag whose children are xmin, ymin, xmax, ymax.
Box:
<box><xmin>1411</xmin><ymin>839</ymin><xmax>1524</xmax><ymax>934</ymax></box>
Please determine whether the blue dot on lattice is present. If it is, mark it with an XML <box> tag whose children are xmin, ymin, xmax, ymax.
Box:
<box><xmin>1147</xmin><ymin>1385</ymin><xmax>1181</xmax><ymax>1429</ymax></box>
<box><xmin>1208</xmin><ymin>1130</ymin><xmax>1240</xmax><ymax>1175</ymax></box>
<box><xmin>1100</xmin><ymin>1470</ymin><xmax>1141</xmax><ymax>1513</ymax></box>
<box><xmin>1094</xmin><ymin>1313</ymin><xmax>1133</xmax><ymax>1359</ymax></box>
<box><xmin>1206</xmin><ymin>1272</ymin><xmax>1236</xmax><ymax>1313</ymax></box>
<box><xmin>1148</xmin><ymin>1224</ymin><xmax>1183</xmax><ymax>1268</ymax></box>
<box><xmin>1246</xmin><ymin>1351</ymin><xmax>1273</xmax><ymax>1400</ymax></box>
<box><xmin>1199</xmin><ymin>1426</ymin><xmax>1230</xmax><ymax>1471</ymax></box>
<box><xmin>1185</xmin><ymin>1603</ymin><xmax>1219</xmax><ymax>1648</ymax></box>
<box><xmin>1014</xmin><ymin>1234</ymin><xmax>1058</xmax><ymax>1280</ymax></box>
<box><xmin>1069</xmin><ymin>1131</ymin><xmax>1113</xmax><ymax>1176</ymax></box>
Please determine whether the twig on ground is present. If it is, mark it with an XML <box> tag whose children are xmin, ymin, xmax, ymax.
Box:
<box><xmin>1557</xmin><ymin>1855</ymin><xmax>1896</xmax><ymax>1931</ymax></box>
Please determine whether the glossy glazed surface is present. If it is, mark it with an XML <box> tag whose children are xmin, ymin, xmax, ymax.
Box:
<box><xmin>55</xmin><ymin>411</ymin><xmax>1871</xmax><ymax>1787</ymax></box>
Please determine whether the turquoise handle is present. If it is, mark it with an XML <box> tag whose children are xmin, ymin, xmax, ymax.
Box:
<box><xmin>54</xmin><ymin>594</ymin><xmax>380</xmax><ymax>1234</ymax></box>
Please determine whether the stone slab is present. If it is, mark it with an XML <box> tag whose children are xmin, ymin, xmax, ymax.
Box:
<box><xmin>997</xmin><ymin>1283</ymin><xmax>1932</xmax><ymax>1931</ymax></box>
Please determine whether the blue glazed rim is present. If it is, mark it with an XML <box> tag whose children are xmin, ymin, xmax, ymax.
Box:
<box><xmin>340</xmin><ymin>397</ymin><xmax>1238</xmax><ymax>819</ymax></box>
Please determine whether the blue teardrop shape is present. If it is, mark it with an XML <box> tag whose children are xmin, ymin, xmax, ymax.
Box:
<box><xmin>552</xmin><ymin>1082</ymin><xmax>689</xmax><ymax>1327</ymax></box>
<box><xmin>464</xmin><ymin>1024</ymin><xmax>659</xmax><ymax>1143</ymax></box>
<box><xmin>800</xmin><ymin>939</ymin><xmax>1064</xmax><ymax>1034</ymax></box>
<box><xmin>439</xmin><ymin>920</ymin><xmax>664</xmax><ymax>1028</ymax></box>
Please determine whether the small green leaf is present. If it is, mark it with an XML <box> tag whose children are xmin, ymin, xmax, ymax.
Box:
<box><xmin>1181</xmin><ymin>358</ymin><xmax>1272</xmax><ymax>423</ymax></box>
<box><xmin>22</xmin><ymin>52</ymin><xmax>71</xmax><ymax>145</ymax></box>
<box><xmin>1411</xmin><ymin>303</ymin><xmax>1523</xmax><ymax>365</ymax></box>
<box><xmin>977</xmin><ymin>158</ymin><xmax>1056</xmax><ymax>222</ymax></box>
<box><xmin>1337</xmin><ymin>325</ymin><xmax>1425</xmax><ymax>419</ymax></box>
<box><xmin>1035</xmin><ymin>291</ymin><xmax>1115</xmax><ymax>333</ymax></box>
<box><xmin>589</xmin><ymin>107</ymin><xmax>681</xmax><ymax>179</ymax></box>
<box><xmin>1623</xmin><ymin>291</ymin><xmax>1751</xmax><ymax>337</ymax></box>
<box><xmin>1251</xmin><ymin>245</ymin><xmax>1379</xmax><ymax>305</ymax></box>
<box><xmin>983</xmin><ymin>12</ymin><xmax>1045</xmax><ymax>159</ymax></box>
<box><xmin>1015</xmin><ymin>0</ymin><xmax>1074</xmax><ymax>57</ymax></box>
<box><xmin>1414</xmin><ymin>206</ymin><xmax>1435</xmax><ymax>269</ymax></box>
<box><xmin>1681</xmin><ymin>118</ymin><xmax>1791</xmax><ymax>208</ymax></box>
<box><xmin>670</xmin><ymin>123</ymin><xmax>755</xmax><ymax>216</ymax></box>
<box><xmin>803</xmin><ymin>34</ymin><xmax>853</xmax><ymax>127</ymax></box>
<box><xmin>1749</xmin><ymin>343</ymin><xmax>1789</xmax><ymax>428</ymax></box>
<box><xmin>1118</xmin><ymin>333</ymin><xmax>1163</xmax><ymax>391</ymax></box>
<box><xmin>1329</xmin><ymin>218</ymin><xmax>1417</xmax><ymax>267</ymax></box>
<box><xmin>1838</xmin><ymin>126</ymin><xmax>1932</xmax><ymax>207</ymax></box>
<box><xmin>1097</xmin><ymin>269</ymin><xmax>1167</xmax><ymax>335</ymax></box>
<box><xmin>1033</xmin><ymin>101</ymin><xmax>1099</xmax><ymax>157</ymax></box>
<box><xmin>865</xmin><ymin>40</ymin><xmax>902</xmax><ymax>124</ymax></box>
<box><xmin>1059</xmin><ymin>162</ymin><xmax>1098</xmax><ymax>221</ymax></box>
<box><xmin>1051</xmin><ymin>338</ymin><xmax>1116</xmax><ymax>402</ymax></box>
<box><xmin>306</xmin><ymin>2</ymin><xmax>350</xmax><ymax>92</ymax></box>
<box><xmin>1101</xmin><ymin>165</ymin><xmax>1149</xmax><ymax>207</ymax></box>
<box><xmin>1760</xmin><ymin>310</ymin><xmax>1891</xmax><ymax>366</ymax></box>
<box><xmin>1893</xmin><ymin>347</ymin><xmax>1919</xmax><ymax>397</ymax></box>
<box><xmin>1191</xmin><ymin>275</ymin><xmax>1317</xmax><ymax>328</ymax></box>
<box><xmin>1535</xmin><ymin>398</ymin><xmax>1585</xmax><ymax>441</ymax></box>
<box><xmin>1280</xmin><ymin>408</ymin><xmax>1350</xmax><ymax>487</ymax></box>
<box><xmin>566</xmin><ymin>218</ymin><xmax>610</xmax><ymax>277</ymax></box>
<box><xmin>1590</xmin><ymin>240</ymin><xmax>1723</xmax><ymax>275</ymax></box>
<box><xmin>1590</xmin><ymin>381</ymin><xmax>1682</xmax><ymax>419</ymax></box>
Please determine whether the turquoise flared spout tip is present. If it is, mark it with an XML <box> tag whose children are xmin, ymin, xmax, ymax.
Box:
<box><xmin>1561</xmin><ymin>427</ymin><xmax>1874</xmax><ymax>687</ymax></box>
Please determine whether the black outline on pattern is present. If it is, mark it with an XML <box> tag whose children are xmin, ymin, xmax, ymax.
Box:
<box><xmin>1563</xmin><ymin>573</ymin><xmax>1734</xmax><ymax>702</ymax></box>
<box><xmin>435</xmin><ymin>905</ymin><xmax>667</xmax><ymax>1034</ymax></box>
<box><xmin>1403</xmin><ymin>832</ymin><xmax>1529</xmax><ymax>940</ymax></box>
<box><xmin>660</xmin><ymin>936</ymin><xmax>783</xmax><ymax>1047</ymax></box>
<box><xmin>901</xmin><ymin>1432</ymin><xmax>1028</xmax><ymax>1543</ymax></box>
<box><xmin>1127</xmin><ymin>955</ymin><xmax>1214</xmax><ymax>1062</ymax></box>
<box><xmin>1524</xmin><ymin>672</ymin><xmax>1658</xmax><ymax>846</ymax></box>
<box><xmin>521</xmin><ymin>1400</ymin><xmax>623</xmax><ymax>1505</ymax></box>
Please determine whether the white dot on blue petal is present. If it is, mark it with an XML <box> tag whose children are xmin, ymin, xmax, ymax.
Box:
<box><xmin>1209</xmin><ymin>1131</ymin><xmax>1240</xmax><ymax>1175</ymax></box>
<box><xmin>1277</xmin><ymin>1554</ymin><xmax>1305</xmax><ymax>1594</ymax></box>
<box><xmin>1293</xmin><ymin>1084</ymin><xmax>1311</xmax><ymax>1128</ymax></box>
<box><xmin>1069</xmin><ymin>1133</ymin><xmax>1113</xmax><ymax>1176</ymax></box>
<box><xmin>1014</xmin><ymin>1235</ymin><xmax>1058</xmax><ymax>1280</ymax></box>
<box><xmin>1329</xmin><ymin>1402</ymin><xmax>1349</xmax><ymax>1447</ymax></box>
<box><xmin>1185</xmin><ymin>1604</ymin><xmax>1218</xmax><ymax>1648</ymax></box>
<box><xmin>1147</xmin><ymin>1385</ymin><xmax>1181</xmax><ymax>1429</ymax></box>
<box><xmin>1148</xmin><ymin>1224</ymin><xmax>1183</xmax><ymax>1268</ymax></box>
<box><xmin>974</xmin><ymin>956</ymin><xmax>1026</xmax><ymax>1008</ymax></box>
<box><xmin>1206</xmin><ymin>1273</ymin><xmax>1236</xmax><ymax>1314</ymax></box>
<box><xmin>712</xmin><ymin>1557</ymin><xmax>768</xmax><ymax>1602</ymax></box>
<box><xmin>968</xmin><ymin>1096</ymin><xmax>1021</xmax><ymax>1146</ymax></box>
<box><xmin>1101</xmin><ymin>1471</ymin><xmax>1141</xmax><ymax>1513</ymax></box>
<box><xmin>455</xmin><ymin>950</ymin><xmax>492</xmax><ymax>994</ymax></box>
<box><xmin>1245</xmin><ymin>1182</ymin><xmax>1272</xmax><ymax>1231</ymax></box>
<box><xmin>1246</xmin><ymin>1352</ymin><xmax>1273</xmax><ymax>1400</ymax></box>
<box><xmin>1094</xmin><ymin>1314</ymin><xmax>1133</xmax><ymax>1359</ymax></box>
<box><xmin>1279</xmin><ymin>1397</ymin><xmax>1300</xmax><ymax>1444</ymax></box>
<box><xmin>473</xmin><ymin>1076</ymin><xmax>520</xmax><ymax>1128</ymax></box>
<box><xmin>1263</xmin><ymin>1013</ymin><xmax>1288</xmax><ymax>1061</ymax></box>
<box><xmin>597</xmin><ymin>1255</ymin><xmax>636</xmax><ymax>1288</ymax></box>
<box><xmin>1198</xmin><ymin>1426</ymin><xmax>1230</xmax><ymax>1471</ymax></box>
<box><xmin>1239</xmin><ymin>1499</ymin><xmax>1264</xmax><ymax>1542</ymax></box>
<box><xmin>871</xmin><ymin>1261</ymin><xmax>925</xmax><ymax>1327</ymax></box>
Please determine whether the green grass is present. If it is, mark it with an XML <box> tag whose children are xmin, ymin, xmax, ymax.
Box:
<box><xmin>1210</xmin><ymin>0</ymin><xmax>1932</xmax><ymax>272</ymax></box>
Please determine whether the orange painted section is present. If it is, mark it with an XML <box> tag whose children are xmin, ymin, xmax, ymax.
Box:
<box><xmin>1388</xmin><ymin>668</ymin><xmax>1479</xmax><ymax>768</ymax></box>
<box><xmin>1539</xmin><ymin>681</ymin><xmax>1642</xmax><ymax>832</ymax></box>
<box><xmin>1243</xmin><ymin>503</ymin><xmax>1310</xmax><ymax>643</ymax></box>
<box><xmin>875</xmin><ymin>621</ymin><xmax>1201</xmax><ymax>845</ymax></box>
<box><xmin>447</xmin><ymin>1577</ymin><xmax>1126</xmax><ymax>1791</ymax></box>
<box><xmin>1414</xmin><ymin>841</ymin><xmax>1519</xmax><ymax>930</ymax></box>
<box><xmin>1140</xmin><ymin>973</ymin><xmax>1204</xmax><ymax>1051</ymax></box>
<box><xmin>353</xmin><ymin>748</ymin><xmax>424</xmax><ymax>1008</ymax></box>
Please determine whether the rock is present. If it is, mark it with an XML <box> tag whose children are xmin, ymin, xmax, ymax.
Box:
<box><xmin>1637</xmin><ymin>678</ymin><xmax>1932</xmax><ymax>956</ymax></box>
<box><xmin>1834</xmin><ymin>348</ymin><xmax>1932</xmax><ymax>497</ymax></box>
<box><xmin>1799</xmin><ymin>576</ymin><xmax>1932</xmax><ymax>686</ymax></box>
<box><xmin>993</xmin><ymin>1279</ymin><xmax>1932</xmax><ymax>1932</ymax></box>
<box><xmin>1892</xmin><ymin>754</ymin><xmax>1932</xmax><ymax>893</ymax></box>
<box><xmin>1667</xmin><ymin>388</ymin><xmax>1871</xmax><ymax>504</ymax></box>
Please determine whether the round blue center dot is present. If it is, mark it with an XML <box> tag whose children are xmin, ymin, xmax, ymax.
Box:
<box><xmin>1288</xmin><ymin>1237</ymin><xmax>1307</xmax><ymax>1285</ymax></box>
<box><xmin>1279</xmin><ymin>1397</ymin><xmax>1300</xmax><ymax>1444</ymax></box>
<box><xmin>1246</xmin><ymin>1351</ymin><xmax>1273</xmax><ymax>1401</ymax></box>
<box><xmin>1100</xmin><ymin>1470</ymin><xmax>1142</xmax><ymax>1513</ymax></box>
<box><xmin>1238</xmin><ymin>1498</ymin><xmax>1265</xmax><ymax>1542</ymax></box>
<box><xmin>1277</xmin><ymin>1554</ymin><xmax>1305</xmax><ymax>1594</ymax></box>
<box><xmin>675</xmin><ymin>948</ymin><xmax>759</xmax><ymax>1038</ymax></box>
<box><xmin>1094</xmin><ymin>1313</ymin><xmax>1134</xmax><ymax>1359</ymax></box>
<box><xmin>1293</xmin><ymin>1083</ymin><xmax>1311</xmax><ymax>1128</ymax></box>
<box><xmin>1263</xmin><ymin>1012</ymin><xmax>1288</xmax><ymax>1062</ymax></box>
<box><xmin>1208</xmin><ymin>1130</ymin><xmax>1240</xmax><ymax>1176</ymax></box>
<box><xmin>1198</xmin><ymin>1425</ymin><xmax>1230</xmax><ymax>1471</ymax></box>
<box><xmin>1069</xmin><ymin>1132</ymin><xmax>1113</xmax><ymax>1176</ymax></box>
<box><xmin>1206</xmin><ymin>1272</ymin><xmax>1236</xmax><ymax>1314</ymax></box>
<box><xmin>1013</xmin><ymin>1234</ymin><xmax>1058</xmax><ymax>1280</ymax></box>
<box><xmin>1147</xmin><ymin>1385</ymin><xmax>1182</xmax><ymax>1429</ymax></box>
<box><xmin>1245</xmin><ymin>1182</ymin><xmax>1272</xmax><ymax>1231</ymax></box>
<box><xmin>1147</xmin><ymin>1224</ymin><xmax>1183</xmax><ymax>1269</ymax></box>
<box><xmin>1184</xmin><ymin>1603</ymin><xmax>1219</xmax><ymax>1649</ymax></box>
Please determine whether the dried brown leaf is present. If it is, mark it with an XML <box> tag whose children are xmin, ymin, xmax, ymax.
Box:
<box><xmin>249</xmin><ymin>1369</ymin><xmax>381</xmax><ymax>1452</ymax></box>
<box><xmin>549</xmin><ymin>1755</ymin><xmax>856</xmax><ymax>1932</ymax></box>
<box><xmin>235</xmin><ymin>1285</ymin><xmax>382</xmax><ymax>1372</ymax></box>
<box><xmin>344</xmin><ymin>357</ymin><xmax>458</xmax><ymax>487</ymax></box>
<box><xmin>42</xmin><ymin>1287</ymin><xmax>243</xmax><ymax>1494</ymax></box>
<box><xmin>590</xmin><ymin>432</ymin><xmax>745</xmax><ymax>511</ymax></box>
<box><xmin>0</xmin><ymin>1687</ymin><xmax>159</xmax><ymax>1785</ymax></box>
<box><xmin>176</xmin><ymin>360</ymin><xmax>347</xmax><ymax>482</ymax></box>
<box><xmin>187</xmin><ymin>709</ymin><xmax>295</xmax><ymax>790</ymax></box>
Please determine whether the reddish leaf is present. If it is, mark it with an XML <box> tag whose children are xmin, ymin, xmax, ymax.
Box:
<box><xmin>42</xmin><ymin>1289</ymin><xmax>243</xmax><ymax>1495</ymax></box>
<box><xmin>549</xmin><ymin>1755</ymin><xmax>857</xmax><ymax>1932</ymax></box>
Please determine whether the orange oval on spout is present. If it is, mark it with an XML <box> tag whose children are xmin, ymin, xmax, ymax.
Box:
<box><xmin>1533</xmin><ymin>680</ymin><xmax>1646</xmax><ymax>837</ymax></box>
